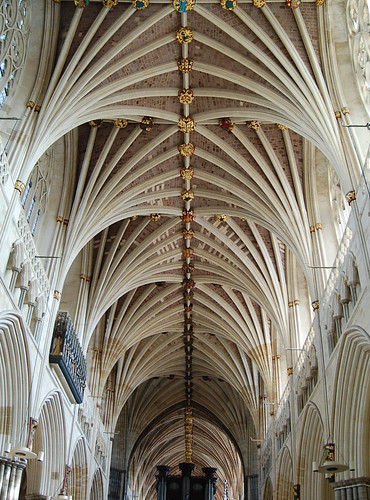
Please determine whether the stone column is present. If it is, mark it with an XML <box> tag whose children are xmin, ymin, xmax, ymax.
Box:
<box><xmin>0</xmin><ymin>456</ymin><xmax>26</xmax><ymax>500</ymax></box>
<box><xmin>202</xmin><ymin>467</ymin><xmax>217</xmax><ymax>500</ymax></box>
<box><xmin>1</xmin><ymin>458</ymin><xmax>13</xmax><ymax>500</ymax></box>
<box><xmin>179</xmin><ymin>462</ymin><xmax>195</xmax><ymax>500</ymax></box>
<box><xmin>156</xmin><ymin>466</ymin><xmax>170</xmax><ymax>500</ymax></box>
<box><xmin>0</xmin><ymin>459</ymin><xmax>7</xmax><ymax>494</ymax></box>
<box><xmin>332</xmin><ymin>477</ymin><xmax>370</xmax><ymax>500</ymax></box>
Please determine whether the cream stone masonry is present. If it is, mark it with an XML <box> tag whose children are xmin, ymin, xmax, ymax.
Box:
<box><xmin>0</xmin><ymin>0</ymin><xmax>369</xmax><ymax>499</ymax></box>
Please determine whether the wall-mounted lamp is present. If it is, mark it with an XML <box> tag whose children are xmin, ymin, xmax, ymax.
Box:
<box><xmin>341</xmin><ymin>122</ymin><xmax>370</xmax><ymax>130</ymax></box>
<box><xmin>53</xmin><ymin>465</ymin><xmax>72</xmax><ymax>500</ymax></box>
<box><xmin>6</xmin><ymin>417</ymin><xmax>44</xmax><ymax>461</ymax></box>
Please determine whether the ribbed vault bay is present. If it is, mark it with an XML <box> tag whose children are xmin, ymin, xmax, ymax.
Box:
<box><xmin>52</xmin><ymin>0</ymin><xmax>327</xmax><ymax>496</ymax></box>
<box><xmin>111</xmin><ymin>378</ymin><xmax>254</xmax><ymax>500</ymax></box>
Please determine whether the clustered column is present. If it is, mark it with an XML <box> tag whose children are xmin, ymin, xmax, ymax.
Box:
<box><xmin>0</xmin><ymin>456</ymin><xmax>26</xmax><ymax>500</ymax></box>
<box><xmin>332</xmin><ymin>478</ymin><xmax>370</xmax><ymax>500</ymax></box>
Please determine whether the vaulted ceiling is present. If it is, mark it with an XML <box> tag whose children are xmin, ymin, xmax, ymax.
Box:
<box><xmin>38</xmin><ymin>0</ymin><xmax>345</xmax><ymax>497</ymax></box>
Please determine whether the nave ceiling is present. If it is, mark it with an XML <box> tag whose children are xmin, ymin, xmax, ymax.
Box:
<box><xmin>18</xmin><ymin>0</ymin><xmax>353</xmax><ymax>496</ymax></box>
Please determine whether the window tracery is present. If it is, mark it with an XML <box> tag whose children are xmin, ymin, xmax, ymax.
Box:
<box><xmin>328</xmin><ymin>168</ymin><xmax>350</xmax><ymax>242</ymax></box>
<box><xmin>0</xmin><ymin>0</ymin><xmax>31</xmax><ymax>108</ymax></box>
<box><xmin>275</xmin><ymin>395</ymin><xmax>291</xmax><ymax>454</ymax></box>
<box><xmin>296</xmin><ymin>345</ymin><xmax>318</xmax><ymax>414</ymax></box>
<box><xmin>0</xmin><ymin>138</ymin><xmax>10</xmax><ymax>184</ymax></box>
<box><xmin>21</xmin><ymin>153</ymin><xmax>50</xmax><ymax>236</ymax></box>
<box><xmin>347</xmin><ymin>0</ymin><xmax>370</xmax><ymax>110</ymax></box>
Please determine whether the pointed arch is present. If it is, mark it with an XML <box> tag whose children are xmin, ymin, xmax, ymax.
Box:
<box><xmin>262</xmin><ymin>475</ymin><xmax>273</xmax><ymax>500</ymax></box>
<box><xmin>332</xmin><ymin>327</ymin><xmax>370</xmax><ymax>477</ymax></box>
<box><xmin>90</xmin><ymin>467</ymin><xmax>104</xmax><ymax>500</ymax></box>
<box><xmin>26</xmin><ymin>391</ymin><xmax>67</xmax><ymax>498</ymax></box>
<box><xmin>70</xmin><ymin>437</ymin><xmax>89</xmax><ymax>500</ymax></box>
<box><xmin>297</xmin><ymin>403</ymin><xmax>334</xmax><ymax>500</ymax></box>
<box><xmin>275</xmin><ymin>445</ymin><xmax>293</xmax><ymax>500</ymax></box>
<box><xmin>0</xmin><ymin>312</ymin><xmax>30</xmax><ymax>452</ymax></box>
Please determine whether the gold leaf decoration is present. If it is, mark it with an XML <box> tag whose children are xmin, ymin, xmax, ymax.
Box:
<box><xmin>178</xmin><ymin>116</ymin><xmax>196</xmax><ymax>133</ymax></box>
<box><xmin>247</xmin><ymin>120</ymin><xmax>261</xmax><ymax>130</ymax></box>
<box><xmin>114</xmin><ymin>118</ymin><xmax>128</xmax><ymax>129</ymax></box>
<box><xmin>178</xmin><ymin>143</ymin><xmax>195</xmax><ymax>156</ymax></box>
<box><xmin>176</xmin><ymin>26</ymin><xmax>194</xmax><ymax>44</ymax></box>
<box><xmin>181</xmin><ymin>189</ymin><xmax>195</xmax><ymax>202</ymax></box>
<box><xmin>178</xmin><ymin>88</ymin><xmax>194</xmax><ymax>104</ymax></box>
<box><xmin>180</xmin><ymin>166</ymin><xmax>194</xmax><ymax>180</ymax></box>
<box><xmin>177</xmin><ymin>58</ymin><xmax>194</xmax><ymax>73</ymax></box>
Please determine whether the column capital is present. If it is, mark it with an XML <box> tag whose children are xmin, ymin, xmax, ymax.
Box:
<box><xmin>0</xmin><ymin>456</ymin><xmax>27</xmax><ymax>470</ymax></box>
<box><xmin>179</xmin><ymin>462</ymin><xmax>195</xmax><ymax>476</ymax></box>
<box><xmin>155</xmin><ymin>465</ymin><xmax>171</xmax><ymax>478</ymax></box>
<box><xmin>332</xmin><ymin>476</ymin><xmax>370</xmax><ymax>489</ymax></box>
<box><xmin>202</xmin><ymin>467</ymin><xmax>217</xmax><ymax>479</ymax></box>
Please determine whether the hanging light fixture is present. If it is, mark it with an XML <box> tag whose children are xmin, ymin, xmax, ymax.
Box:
<box><xmin>312</xmin><ymin>443</ymin><xmax>353</xmax><ymax>474</ymax></box>
<box><xmin>8</xmin><ymin>417</ymin><xmax>42</xmax><ymax>460</ymax></box>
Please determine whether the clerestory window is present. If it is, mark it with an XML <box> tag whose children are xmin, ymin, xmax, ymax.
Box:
<box><xmin>347</xmin><ymin>0</ymin><xmax>370</xmax><ymax>110</ymax></box>
<box><xmin>21</xmin><ymin>156</ymin><xmax>50</xmax><ymax>237</ymax></box>
<box><xmin>0</xmin><ymin>0</ymin><xmax>31</xmax><ymax>108</ymax></box>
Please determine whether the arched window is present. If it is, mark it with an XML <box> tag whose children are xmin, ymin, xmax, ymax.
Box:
<box><xmin>347</xmin><ymin>0</ymin><xmax>370</xmax><ymax>111</ymax></box>
<box><xmin>21</xmin><ymin>154</ymin><xmax>50</xmax><ymax>236</ymax></box>
<box><xmin>328</xmin><ymin>167</ymin><xmax>350</xmax><ymax>243</ymax></box>
<box><xmin>0</xmin><ymin>0</ymin><xmax>31</xmax><ymax>107</ymax></box>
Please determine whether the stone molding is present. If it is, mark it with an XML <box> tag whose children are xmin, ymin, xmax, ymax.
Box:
<box><xmin>332</xmin><ymin>476</ymin><xmax>370</xmax><ymax>489</ymax></box>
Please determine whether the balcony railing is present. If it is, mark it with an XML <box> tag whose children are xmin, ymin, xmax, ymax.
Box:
<box><xmin>49</xmin><ymin>311</ymin><xmax>86</xmax><ymax>404</ymax></box>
